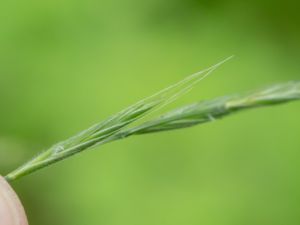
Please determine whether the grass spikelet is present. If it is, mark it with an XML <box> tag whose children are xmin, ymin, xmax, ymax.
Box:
<box><xmin>5</xmin><ymin>57</ymin><xmax>232</xmax><ymax>182</ymax></box>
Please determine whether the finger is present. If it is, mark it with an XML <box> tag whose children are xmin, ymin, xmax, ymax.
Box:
<box><xmin>0</xmin><ymin>176</ymin><xmax>28</xmax><ymax>225</ymax></box>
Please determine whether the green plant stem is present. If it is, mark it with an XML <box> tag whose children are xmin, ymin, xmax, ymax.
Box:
<box><xmin>5</xmin><ymin>81</ymin><xmax>300</xmax><ymax>182</ymax></box>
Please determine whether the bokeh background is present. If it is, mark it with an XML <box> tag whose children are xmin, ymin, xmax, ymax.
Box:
<box><xmin>1</xmin><ymin>0</ymin><xmax>300</xmax><ymax>224</ymax></box>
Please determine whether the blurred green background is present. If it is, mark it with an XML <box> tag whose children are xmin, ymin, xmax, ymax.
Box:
<box><xmin>1</xmin><ymin>0</ymin><xmax>300</xmax><ymax>224</ymax></box>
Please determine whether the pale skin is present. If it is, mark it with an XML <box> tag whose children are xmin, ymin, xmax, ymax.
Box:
<box><xmin>0</xmin><ymin>176</ymin><xmax>28</xmax><ymax>225</ymax></box>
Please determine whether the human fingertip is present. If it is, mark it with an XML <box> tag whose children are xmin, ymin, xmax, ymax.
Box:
<box><xmin>0</xmin><ymin>176</ymin><xmax>28</xmax><ymax>225</ymax></box>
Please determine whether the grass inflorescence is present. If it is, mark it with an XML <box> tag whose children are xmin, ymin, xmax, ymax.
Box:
<box><xmin>5</xmin><ymin>58</ymin><xmax>300</xmax><ymax>182</ymax></box>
